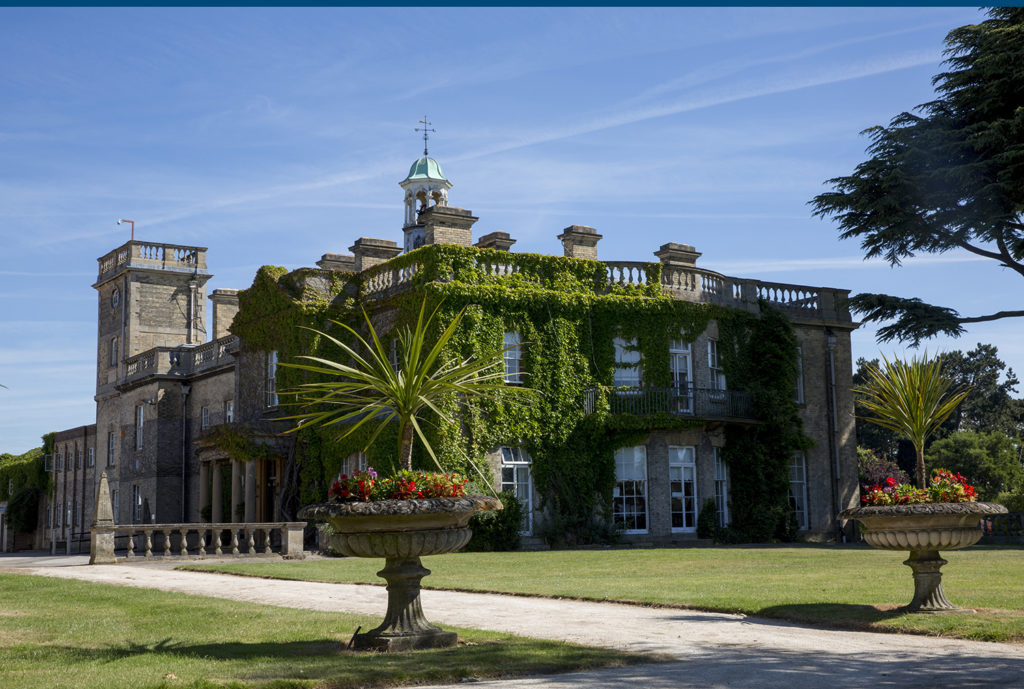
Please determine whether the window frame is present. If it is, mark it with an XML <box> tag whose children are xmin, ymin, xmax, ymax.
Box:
<box><xmin>503</xmin><ymin>332</ymin><xmax>523</xmax><ymax>385</ymax></box>
<box><xmin>613</xmin><ymin>445</ymin><xmax>648</xmax><ymax>534</ymax></box>
<box><xmin>789</xmin><ymin>453</ymin><xmax>809</xmax><ymax>530</ymax></box>
<box><xmin>499</xmin><ymin>446</ymin><xmax>533</xmax><ymax>535</ymax></box>
<box><xmin>669</xmin><ymin>446</ymin><xmax>698</xmax><ymax>533</ymax></box>
<box><xmin>613</xmin><ymin>336</ymin><xmax>642</xmax><ymax>389</ymax></box>
<box><xmin>707</xmin><ymin>339</ymin><xmax>727</xmax><ymax>391</ymax></box>
<box><xmin>107</xmin><ymin>432</ymin><xmax>116</xmax><ymax>467</ymax></box>
<box><xmin>266</xmin><ymin>351</ymin><xmax>279</xmax><ymax>407</ymax></box>
<box><xmin>200</xmin><ymin>406</ymin><xmax>210</xmax><ymax>431</ymax></box>
<box><xmin>713</xmin><ymin>447</ymin><xmax>730</xmax><ymax>527</ymax></box>
<box><xmin>135</xmin><ymin>405</ymin><xmax>144</xmax><ymax>451</ymax></box>
<box><xmin>224</xmin><ymin>399</ymin><xmax>234</xmax><ymax>424</ymax></box>
<box><xmin>795</xmin><ymin>345</ymin><xmax>805</xmax><ymax>404</ymax></box>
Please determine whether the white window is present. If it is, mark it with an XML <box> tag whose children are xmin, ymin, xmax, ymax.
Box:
<box><xmin>670</xmin><ymin>336</ymin><xmax>693</xmax><ymax>412</ymax></box>
<box><xmin>88</xmin><ymin>448</ymin><xmax>95</xmax><ymax>467</ymax></box>
<box><xmin>109</xmin><ymin>336</ymin><xmax>118</xmax><ymax>367</ymax></box>
<box><xmin>76</xmin><ymin>449</ymin><xmax>82</xmax><ymax>470</ymax></box>
<box><xmin>613</xmin><ymin>446</ymin><xmax>647</xmax><ymax>533</ymax></box>
<box><xmin>224</xmin><ymin>400</ymin><xmax>234</xmax><ymax>424</ymax></box>
<box><xmin>613</xmin><ymin>337</ymin><xmax>642</xmax><ymax>388</ymax></box>
<box><xmin>708</xmin><ymin>340</ymin><xmax>727</xmax><ymax>391</ymax></box>
<box><xmin>8</xmin><ymin>478</ymin><xmax>13</xmax><ymax>494</ymax></box>
<box><xmin>713</xmin><ymin>447</ymin><xmax>730</xmax><ymax>527</ymax></box>
<box><xmin>133</xmin><ymin>485</ymin><xmax>142</xmax><ymax>523</ymax></box>
<box><xmin>107</xmin><ymin>432</ymin><xmax>116</xmax><ymax>466</ymax></box>
<box><xmin>343</xmin><ymin>451</ymin><xmax>368</xmax><ymax>476</ymax></box>
<box><xmin>66</xmin><ymin>504</ymin><xmax>72</xmax><ymax>529</ymax></box>
<box><xmin>112</xmin><ymin>489</ymin><xmax>119</xmax><ymax>524</ymax></box>
<box><xmin>46</xmin><ymin>504</ymin><xmax>52</xmax><ymax>527</ymax></box>
<box><xmin>669</xmin><ymin>446</ymin><xmax>697</xmax><ymax>532</ymax></box>
<box><xmin>795</xmin><ymin>346</ymin><xmax>805</xmax><ymax>404</ymax></box>
<box><xmin>500</xmin><ymin>446</ymin><xmax>533</xmax><ymax>535</ymax></box>
<box><xmin>503</xmin><ymin>332</ymin><xmax>523</xmax><ymax>384</ymax></box>
<box><xmin>135</xmin><ymin>405</ymin><xmax>144</xmax><ymax>450</ymax></box>
<box><xmin>74</xmin><ymin>499</ymin><xmax>81</xmax><ymax>527</ymax></box>
<box><xmin>56</xmin><ymin>451</ymin><xmax>63</xmax><ymax>472</ymax></box>
<box><xmin>201</xmin><ymin>406</ymin><xmax>210</xmax><ymax>430</ymax></box>
<box><xmin>789</xmin><ymin>453</ymin><xmax>809</xmax><ymax>530</ymax></box>
<box><xmin>55</xmin><ymin>502</ymin><xmax>62</xmax><ymax>528</ymax></box>
<box><xmin>266</xmin><ymin>351</ymin><xmax>278</xmax><ymax>407</ymax></box>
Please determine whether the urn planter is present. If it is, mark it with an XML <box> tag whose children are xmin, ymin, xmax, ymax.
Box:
<box><xmin>839</xmin><ymin>502</ymin><xmax>1006</xmax><ymax>612</ymax></box>
<box><xmin>299</xmin><ymin>495</ymin><xmax>501</xmax><ymax>651</ymax></box>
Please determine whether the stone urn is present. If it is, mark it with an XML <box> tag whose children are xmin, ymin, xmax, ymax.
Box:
<box><xmin>839</xmin><ymin>502</ymin><xmax>1006</xmax><ymax>612</ymax></box>
<box><xmin>299</xmin><ymin>495</ymin><xmax>501</xmax><ymax>651</ymax></box>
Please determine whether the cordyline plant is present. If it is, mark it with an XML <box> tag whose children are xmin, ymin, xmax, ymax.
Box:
<box><xmin>280</xmin><ymin>299</ymin><xmax>526</xmax><ymax>475</ymax></box>
<box><xmin>853</xmin><ymin>353</ymin><xmax>968</xmax><ymax>489</ymax></box>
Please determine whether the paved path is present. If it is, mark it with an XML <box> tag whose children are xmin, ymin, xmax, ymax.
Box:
<box><xmin>11</xmin><ymin>558</ymin><xmax>1024</xmax><ymax>688</ymax></box>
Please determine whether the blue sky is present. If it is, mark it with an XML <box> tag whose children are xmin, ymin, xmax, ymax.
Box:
<box><xmin>2</xmin><ymin>7</ymin><xmax>1019</xmax><ymax>454</ymax></box>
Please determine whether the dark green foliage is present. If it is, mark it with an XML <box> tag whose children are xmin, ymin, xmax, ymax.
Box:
<box><xmin>927</xmin><ymin>431</ymin><xmax>1024</xmax><ymax>500</ymax></box>
<box><xmin>811</xmin><ymin>9</ymin><xmax>1024</xmax><ymax>345</ymax></box>
<box><xmin>8</xmin><ymin>486</ymin><xmax>39</xmax><ymax>532</ymax></box>
<box><xmin>720</xmin><ymin>304</ymin><xmax>810</xmax><ymax>542</ymax></box>
<box><xmin>466</xmin><ymin>491</ymin><xmax>524</xmax><ymax>552</ymax></box>
<box><xmin>696</xmin><ymin>498</ymin><xmax>719</xmax><ymax>540</ymax></box>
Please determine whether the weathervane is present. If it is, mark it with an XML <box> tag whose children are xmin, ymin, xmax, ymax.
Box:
<box><xmin>415</xmin><ymin>116</ymin><xmax>436</xmax><ymax>156</ymax></box>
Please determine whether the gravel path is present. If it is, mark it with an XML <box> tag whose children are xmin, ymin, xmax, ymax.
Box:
<box><xmin>15</xmin><ymin>561</ymin><xmax>1024</xmax><ymax>688</ymax></box>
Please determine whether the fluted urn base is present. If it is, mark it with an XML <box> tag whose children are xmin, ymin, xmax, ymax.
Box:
<box><xmin>299</xmin><ymin>496</ymin><xmax>502</xmax><ymax>652</ymax></box>
<box><xmin>353</xmin><ymin>556</ymin><xmax>459</xmax><ymax>651</ymax></box>
<box><xmin>840</xmin><ymin>502</ymin><xmax>1005</xmax><ymax>613</ymax></box>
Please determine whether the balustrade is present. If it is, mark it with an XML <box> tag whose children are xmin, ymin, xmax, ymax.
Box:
<box><xmin>103</xmin><ymin>521</ymin><xmax>305</xmax><ymax>561</ymax></box>
<box><xmin>582</xmin><ymin>386</ymin><xmax>755</xmax><ymax>421</ymax></box>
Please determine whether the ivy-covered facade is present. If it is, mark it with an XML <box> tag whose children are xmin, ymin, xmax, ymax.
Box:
<box><xmin>31</xmin><ymin>152</ymin><xmax>859</xmax><ymax>549</ymax></box>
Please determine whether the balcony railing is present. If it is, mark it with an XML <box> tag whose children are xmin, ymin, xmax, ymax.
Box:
<box><xmin>121</xmin><ymin>335</ymin><xmax>238</xmax><ymax>386</ymax></box>
<box><xmin>582</xmin><ymin>386</ymin><xmax>755</xmax><ymax>421</ymax></box>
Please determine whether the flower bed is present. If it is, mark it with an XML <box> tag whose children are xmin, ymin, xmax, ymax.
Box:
<box><xmin>328</xmin><ymin>467</ymin><xmax>468</xmax><ymax>502</ymax></box>
<box><xmin>861</xmin><ymin>469</ymin><xmax>977</xmax><ymax>506</ymax></box>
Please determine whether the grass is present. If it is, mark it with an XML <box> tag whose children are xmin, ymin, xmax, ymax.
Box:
<box><xmin>183</xmin><ymin>544</ymin><xmax>1024</xmax><ymax>644</ymax></box>
<box><xmin>0</xmin><ymin>573</ymin><xmax>654</xmax><ymax>689</ymax></box>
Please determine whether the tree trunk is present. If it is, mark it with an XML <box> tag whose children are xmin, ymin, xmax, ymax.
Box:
<box><xmin>399</xmin><ymin>421</ymin><xmax>415</xmax><ymax>471</ymax></box>
<box><xmin>915</xmin><ymin>445</ymin><xmax>926</xmax><ymax>489</ymax></box>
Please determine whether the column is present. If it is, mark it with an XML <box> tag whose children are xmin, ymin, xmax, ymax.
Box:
<box><xmin>244</xmin><ymin>460</ymin><xmax>257</xmax><ymax>523</ymax></box>
<box><xmin>198</xmin><ymin>462</ymin><xmax>210</xmax><ymax>520</ymax></box>
<box><xmin>231</xmin><ymin>459</ymin><xmax>242</xmax><ymax>523</ymax></box>
<box><xmin>211</xmin><ymin>461</ymin><xmax>223</xmax><ymax>524</ymax></box>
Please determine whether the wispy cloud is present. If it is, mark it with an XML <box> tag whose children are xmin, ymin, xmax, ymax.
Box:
<box><xmin>712</xmin><ymin>254</ymin><xmax>989</xmax><ymax>275</ymax></box>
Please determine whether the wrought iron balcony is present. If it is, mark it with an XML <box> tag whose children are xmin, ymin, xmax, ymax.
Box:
<box><xmin>582</xmin><ymin>386</ymin><xmax>756</xmax><ymax>421</ymax></box>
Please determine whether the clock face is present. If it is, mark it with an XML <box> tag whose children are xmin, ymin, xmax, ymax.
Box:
<box><xmin>111</xmin><ymin>288</ymin><xmax>120</xmax><ymax>308</ymax></box>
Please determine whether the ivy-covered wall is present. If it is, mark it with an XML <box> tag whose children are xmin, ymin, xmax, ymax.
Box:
<box><xmin>0</xmin><ymin>433</ymin><xmax>53</xmax><ymax>534</ymax></box>
<box><xmin>231</xmin><ymin>244</ymin><xmax>809</xmax><ymax>543</ymax></box>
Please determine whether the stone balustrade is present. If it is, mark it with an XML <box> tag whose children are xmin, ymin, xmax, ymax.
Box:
<box><xmin>97</xmin><ymin>241</ymin><xmax>208</xmax><ymax>282</ymax></box>
<box><xmin>363</xmin><ymin>262</ymin><xmax>421</xmax><ymax>300</ymax></box>
<box><xmin>121</xmin><ymin>335</ymin><xmax>238</xmax><ymax>385</ymax></box>
<box><xmin>101</xmin><ymin>521</ymin><xmax>305</xmax><ymax>561</ymax></box>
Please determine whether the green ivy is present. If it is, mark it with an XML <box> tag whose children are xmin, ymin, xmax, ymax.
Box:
<box><xmin>232</xmin><ymin>245</ymin><xmax>808</xmax><ymax>544</ymax></box>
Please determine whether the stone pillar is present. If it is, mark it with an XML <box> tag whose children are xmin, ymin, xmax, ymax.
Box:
<box><xmin>420</xmin><ymin>206</ymin><xmax>478</xmax><ymax>247</ymax></box>
<box><xmin>557</xmin><ymin>225</ymin><xmax>602</xmax><ymax>260</ymax></box>
<box><xmin>89</xmin><ymin>471</ymin><xmax>117</xmax><ymax>565</ymax></box>
<box><xmin>350</xmin><ymin>238</ymin><xmax>402</xmax><ymax>272</ymax></box>
<box><xmin>211</xmin><ymin>462</ymin><xmax>223</xmax><ymax>524</ymax></box>
<box><xmin>231</xmin><ymin>459</ymin><xmax>242</xmax><ymax>522</ymax></box>
<box><xmin>244</xmin><ymin>460</ymin><xmax>257</xmax><ymax>523</ymax></box>
<box><xmin>199</xmin><ymin>462</ymin><xmax>210</xmax><ymax>519</ymax></box>
<box><xmin>317</xmin><ymin>253</ymin><xmax>356</xmax><ymax>272</ymax></box>
<box><xmin>654</xmin><ymin>242</ymin><xmax>701</xmax><ymax>267</ymax></box>
<box><xmin>474</xmin><ymin>231</ymin><xmax>516</xmax><ymax>252</ymax></box>
<box><xmin>208</xmin><ymin>289</ymin><xmax>240</xmax><ymax>340</ymax></box>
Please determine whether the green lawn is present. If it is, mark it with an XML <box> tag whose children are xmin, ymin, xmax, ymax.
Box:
<box><xmin>0</xmin><ymin>573</ymin><xmax>653</xmax><ymax>689</ymax></box>
<box><xmin>183</xmin><ymin>545</ymin><xmax>1024</xmax><ymax>643</ymax></box>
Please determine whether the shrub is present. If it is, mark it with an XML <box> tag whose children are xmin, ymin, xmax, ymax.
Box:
<box><xmin>466</xmin><ymin>491</ymin><xmax>523</xmax><ymax>551</ymax></box>
<box><xmin>8</xmin><ymin>487</ymin><xmax>39</xmax><ymax>533</ymax></box>
<box><xmin>696</xmin><ymin>498</ymin><xmax>719</xmax><ymax>540</ymax></box>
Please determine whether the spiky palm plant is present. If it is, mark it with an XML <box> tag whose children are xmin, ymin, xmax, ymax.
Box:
<box><xmin>853</xmin><ymin>353</ymin><xmax>968</xmax><ymax>488</ymax></box>
<box><xmin>281</xmin><ymin>299</ymin><xmax>520</xmax><ymax>473</ymax></box>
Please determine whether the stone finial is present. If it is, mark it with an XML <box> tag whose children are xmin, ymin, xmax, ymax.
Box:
<box><xmin>317</xmin><ymin>253</ymin><xmax>356</xmax><ymax>272</ymax></box>
<box><xmin>654</xmin><ymin>242</ymin><xmax>701</xmax><ymax>266</ymax></box>
<box><xmin>349</xmin><ymin>238</ymin><xmax>402</xmax><ymax>272</ymax></box>
<box><xmin>419</xmin><ymin>206</ymin><xmax>478</xmax><ymax>247</ymax></box>
<box><xmin>557</xmin><ymin>225</ymin><xmax>603</xmax><ymax>260</ymax></box>
<box><xmin>209</xmin><ymin>289</ymin><xmax>240</xmax><ymax>340</ymax></box>
<box><xmin>474</xmin><ymin>231</ymin><xmax>516</xmax><ymax>252</ymax></box>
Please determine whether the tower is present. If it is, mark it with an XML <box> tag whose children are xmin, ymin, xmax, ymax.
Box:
<box><xmin>400</xmin><ymin>118</ymin><xmax>453</xmax><ymax>252</ymax></box>
<box><xmin>92</xmin><ymin>239</ymin><xmax>212</xmax><ymax>524</ymax></box>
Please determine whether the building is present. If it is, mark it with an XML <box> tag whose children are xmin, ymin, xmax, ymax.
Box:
<box><xmin>38</xmin><ymin>150</ymin><xmax>859</xmax><ymax>549</ymax></box>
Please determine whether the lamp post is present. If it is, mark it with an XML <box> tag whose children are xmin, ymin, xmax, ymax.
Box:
<box><xmin>117</xmin><ymin>218</ymin><xmax>135</xmax><ymax>241</ymax></box>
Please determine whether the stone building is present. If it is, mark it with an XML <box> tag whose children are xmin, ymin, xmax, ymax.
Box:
<box><xmin>39</xmin><ymin>151</ymin><xmax>859</xmax><ymax>548</ymax></box>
